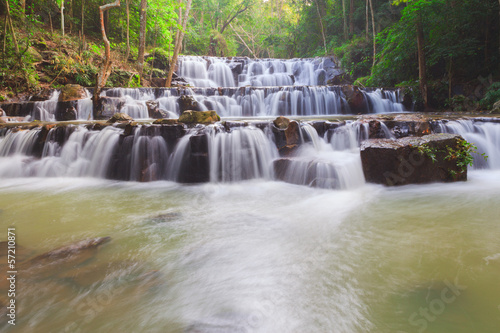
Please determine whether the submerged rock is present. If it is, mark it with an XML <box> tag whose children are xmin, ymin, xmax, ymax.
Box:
<box><xmin>107</xmin><ymin>113</ymin><xmax>134</xmax><ymax>123</ymax></box>
<box><xmin>360</xmin><ymin>133</ymin><xmax>467</xmax><ymax>186</ymax></box>
<box><xmin>179</xmin><ymin>110</ymin><xmax>220</xmax><ymax>124</ymax></box>
<box><xmin>21</xmin><ymin>237</ymin><xmax>111</xmax><ymax>279</ymax></box>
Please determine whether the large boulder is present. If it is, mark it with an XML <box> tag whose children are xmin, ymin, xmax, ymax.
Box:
<box><xmin>58</xmin><ymin>84</ymin><xmax>88</xmax><ymax>102</ymax></box>
<box><xmin>178</xmin><ymin>95</ymin><xmax>201</xmax><ymax>112</ymax></box>
<box><xmin>55</xmin><ymin>102</ymin><xmax>78</xmax><ymax>121</ymax></box>
<box><xmin>360</xmin><ymin>133</ymin><xmax>467</xmax><ymax>186</ymax></box>
<box><xmin>146</xmin><ymin>100</ymin><xmax>168</xmax><ymax>119</ymax></box>
<box><xmin>30</xmin><ymin>89</ymin><xmax>54</xmax><ymax>102</ymax></box>
<box><xmin>492</xmin><ymin>100</ymin><xmax>500</xmax><ymax>114</ymax></box>
<box><xmin>179</xmin><ymin>110</ymin><xmax>220</xmax><ymax>124</ymax></box>
<box><xmin>342</xmin><ymin>85</ymin><xmax>366</xmax><ymax>113</ymax></box>
<box><xmin>94</xmin><ymin>96</ymin><xmax>126</xmax><ymax>120</ymax></box>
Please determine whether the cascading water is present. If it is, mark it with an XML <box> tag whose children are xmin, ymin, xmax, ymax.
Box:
<box><xmin>209</xmin><ymin>125</ymin><xmax>278</xmax><ymax>182</ymax></box>
<box><xmin>436</xmin><ymin>119</ymin><xmax>500</xmax><ymax>169</ymax></box>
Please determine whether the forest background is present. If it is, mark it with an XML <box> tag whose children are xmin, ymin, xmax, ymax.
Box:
<box><xmin>1</xmin><ymin>0</ymin><xmax>500</xmax><ymax>110</ymax></box>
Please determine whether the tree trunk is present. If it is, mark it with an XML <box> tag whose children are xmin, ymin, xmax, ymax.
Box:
<box><xmin>94</xmin><ymin>0</ymin><xmax>121</xmax><ymax>108</ymax></box>
<box><xmin>313</xmin><ymin>0</ymin><xmax>327</xmax><ymax>55</ymax></box>
<box><xmin>69</xmin><ymin>0</ymin><xmax>73</xmax><ymax>33</ymax></box>
<box><xmin>498</xmin><ymin>0</ymin><xmax>500</xmax><ymax>60</ymax></box>
<box><xmin>366</xmin><ymin>0</ymin><xmax>369</xmax><ymax>39</ymax></box>
<box><xmin>81</xmin><ymin>0</ymin><xmax>84</xmax><ymax>36</ymax></box>
<box><xmin>369</xmin><ymin>0</ymin><xmax>376</xmax><ymax>71</ymax></box>
<box><xmin>125</xmin><ymin>0</ymin><xmax>130</xmax><ymax>60</ymax></box>
<box><xmin>3</xmin><ymin>0</ymin><xmax>19</xmax><ymax>54</ymax></box>
<box><xmin>342</xmin><ymin>0</ymin><xmax>348</xmax><ymax>40</ymax></box>
<box><xmin>20</xmin><ymin>0</ymin><xmax>25</xmax><ymax>21</ymax></box>
<box><xmin>416</xmin><ymin>17</ymin><xmax>428</xmax><ymax>108</ymax></box>
<box><xmin>166</xmin><ymin>0</ymin><xmax>192</xmax><ymax>87</ymax></box>
<box><xmin>61</xmin><ymin>0</ymin><xmax>65</xmax><ymax>37</ymax></box>
<box><xmin>349</xmin><ymin>0</ymin><xmax>354</xmax><ymax>35</ymax></box>
<box><xmin>137</xmin><ymin>0</ymin><xmax>148</xmax><ymax>84</ymax></box>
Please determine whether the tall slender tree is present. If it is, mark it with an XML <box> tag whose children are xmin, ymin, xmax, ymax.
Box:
<box><xmin>137</xmin><ymin>0</ymin><xmax>148</xmax><ymax>83</ymax></box>
<box><xmin>166</xmin><ymin>0</ymin><xmax>192</xmax><ymax>87</ymax></box>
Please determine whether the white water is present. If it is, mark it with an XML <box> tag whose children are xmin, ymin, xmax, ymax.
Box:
<box><xmin>436</xmin><ymin>119</ymin><xmax>500</xmax><ymax>169</ymax></box>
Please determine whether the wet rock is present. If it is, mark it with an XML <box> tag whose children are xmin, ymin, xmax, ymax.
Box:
<box><xmin>58</xmin><ymin>84</ymin><xmax>88</xmax><ymax>102</ymax></box>
<box><xmin>30</xmin><ymin>88</ymin><xmax>54</xmax><ymax>101</ymax></box>
<box><xmin>0</xmin><ymin>108</ymin><xmax>4</xmax><ymax>117</ymax></box>
<box><xmin>273</xmin><ymin>116</ymin><xmax>290</xmax><ymax>129</ymax></box>
<box><xmin>360</xmin><ymin>133</ymin><xmax>467</xmax><ymax>186</ymax></box>
<box><xmin>176</xmin><ymin>132</ymin><xmax>210</xmax><ymax>183</ymax></box>
<box><xmin>145</xmin><ymin>212</ymin><xmax>182</xmax><ymax>224</ymax></box>
<box><xmin>402</xmin><ymin>92</ymin><xmax>413</xmax><ymax>110</ymax></box>
<box><xmin>285</xmin><ymin>121</ymin><xmax>300</xmax><ymax>146</ymax></box>
<box><xmin>0</xmin><ymin>101</ymin><xmax>35</xmax><ymax>117</ymax></box>
<box><xmin>107</xmin><ymin>113</ymin><xmax>134</xmax><ymax>123</ymax></box>
<box><xmin>55</xmin><ymin>102</ymin><xmax>78</xmax><ymax>121</ymax></box>
<box><xmin>153</xmin><ymin>118</ymin><xmax>179</xmax><ymax>125</ymax></box>
<box><xmin>385</xmin><ymin>114</ymin><xmax>431</xmax><ymax>138</ymax></box>
<box><xmin>178</xmin><ymin>95</ymin><xmax>201</xmax><ymax>112</ymax></box>
<box><xmin>342</xmin><ymin>85</ymin><xmax>366</xmax><ymax>113</ymax></box>
<box><xmin>146</xmin><ymin>100</ymin><xmax>168</xmax><ymax>119</ymax></box>
<box><xmin>179</xmin><ymin>110</ymin><xmax>220</xmax><ymax>125</ymax></box>
<box><xmin>21</xmin><ymin>237</ymin><xmax>111</xmax><ymax>279</ymax></box>
<box><xmin>95</xmin><ymin>96</ymin><xmax>126</xmax><ymax>120</ymax></box>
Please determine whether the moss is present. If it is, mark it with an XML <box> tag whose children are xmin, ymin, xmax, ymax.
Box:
<box><xmin>178</xmin><ymin>110</ymin><xmax>221</xmax><ymax>124</ymax></box>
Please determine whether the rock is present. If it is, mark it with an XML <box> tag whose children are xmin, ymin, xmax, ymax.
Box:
<box><xmin>0</xmin><ymin>108</ymin><xmax>4</xmax><ymax>117</ymax></box>
<box><xmin>273</xmin><ymin>116</ymin><xmax>290</xmax><ymax>129</ymax></box>
<box><xmin>55</xmin><ymin>102</ymin><xmax>78</xmax><ymax>121</ymax></box>
<box><xmin>30</xmin><ymin>89</ymin><xmax>54</xmax><ymax>101</ymax></box>
<box><xmin>95</xmin><ymin>96</ymin><xmax>126</xmax><ymax>120</ymax></box>
<box><xmin>146</xmin><ymin>100</ymin><xmax>168</xmax><ymax>119</ymax></box>
<box><xmin>402</xmin><ymin>92</ymin><xmax>413</xmax><ymax>110</ymax></box>
<box><xmin>360</xmin><ymin>133</ymin><xmax>467</xmax><ymax>186</ymax></box>
<box><xmin>107</xmin><ymin>113</ymin><xmax>134</xmax><ymax>123</ymax></box>
<box><xmin>492</xmin><ymin>100</ymin><xmax>500</xmax><ymax>114</ymax></box>
<box><xmin>385</xmin><ymin>114</ymin><xmax>431</xmax><ymax>138</ymax></box>
<box><xmin>153</xmin><ymin>118</ymin><xmax>179</xmax><ymax>125</ymax></box>
<box><xmin>176</xmin><ymin>132</ymin><xmax>210</xmax><ymax>183</ymax></box>
<box><xmin>58</xmin><ymin>84</ymin><xmax>88</xmax><ymax>102</ymax></box>
<box><xmin>178</xmin><ymin>95</ymin><xmax>201</xmax><ymax>112</ymax></box>
<box><xmin>179</xmin><ymin>110</ymin><xmax>220</xmax><ymax>124</ymax></box>
<box><xmin>20</xmin><ymin>237</ymin><xmax>111</xmax><ymax>279</ymax></box>
<box><xmin>27</xmin><ymin>47</ymin><xmax>43</xmax><ymax>62</ymax></box>
<box><xmin>342</xmin><ymin>85</ymin><xmax>366</xmax><ymax>113</ymax></box>
<box><xmin>285</xmin><ymin>121</ymin><xmax>300</xmax><ymax>146</ymax></box>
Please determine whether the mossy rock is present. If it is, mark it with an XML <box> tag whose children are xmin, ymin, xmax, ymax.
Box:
<box><xmin>273</xmin><ymin>116</ymin><xmax>291</xmax><ymax>129</ymax></box>
<box><xmin>107</xmin><ymin>113</ymin><xmax>134</xmax><ymax>123</ymax></box>
<box><xmin>59</xmin><ymin>84</ymin><xmax>88</xmax><ymax>102</ymax></box>
<box><xmin>153</xmin><ymin>119</ymin><xmax>179</xmax><ymax>125</ymax></box>
<box><xmin>178</xmin><ymin>110</ymin><xmax>220</xmax><ymax>124</ymax></box>
<box><xmin>27</xmin><ymin>47</ymin><xmax>43</xmax><ymax>62</ymax></box>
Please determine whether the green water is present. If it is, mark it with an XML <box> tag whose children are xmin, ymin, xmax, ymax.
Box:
<box><xmin>0</xmin><ymin>172</ymin><xmax>499</xmax><ymax>332</ymax></box>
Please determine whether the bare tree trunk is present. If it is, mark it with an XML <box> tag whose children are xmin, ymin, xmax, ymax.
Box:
<box><xmin>3</xmin><ymin>0</ymin><xmax>19</xmax><ymax>54</ymax></box>
<box><xmin>342</xmin><ymin>0</ymin><xmax>348</xmax><ymax>40</ymax></box>
<box><xmin>230</xmin><ymin>22</ymin><xmax>256</xmax><ymax>58</ymax></box>
<box><xmin>313</xmin><ymin>0</ymin><xmax>327</xmax><ymax>55</ymax></box>
<box><xmin>166</xmin><ymin>0</ymin><xmax>192</xmax><ymax>87</ymax></box>
<box><xmin>81</xmin><ymin>0</ymin><xmax>84</xmax><ymax>36</ymax></box>
<box><xmin>61</xmin><ymin>0</ymin><xmax>65</xmax><ymax>37</ymax></box>
<box><xmin>137</xmin><ymin>0</ymin><xmax>148</xmax><ymax>83</ymax></box>
<box><xmin>366</xmin><ymin>0</ymin><xmax>369</xmax><ymax>39</ymax></box>
<box><xmin>349</xmin><ymin>0</ymin><xmax>354</xmax><ymax>35</ymax></box>
<box><xmin>416</xmin><ymin>18</ymin><xmax>428</xmax><ymax>108</ymax></box>
<box><xmin>125</xmin><ymin>0</ymin><xmax>130</xmax><ymax>60</ymax></box>
<box><xmin>94</xmin><ymin>0</ymin><xmax>121</xmax><ymax>108</ymax></box>
<box><xmin>369</xmin><ymin>0</ymin><xmax>376</xmax><ymax>71</ymax></box>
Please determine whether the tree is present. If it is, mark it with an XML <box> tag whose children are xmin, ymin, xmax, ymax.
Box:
<box><xmin>166</xmin><ymin>0</ymin><xmax>192</xmax><ymax>87</ymax></box>
<box><xmin>137</xmin><ymin>0</ymin><xmax>148</xmax><ymax>83</ymax></box>
<box><xmin>125</xmin><ymin>0</ymin><xmax>130</xmax><ymax>60</ymax></box>
<box><xmin>94</xmin><ymin>0</ymin><xmax>121</xmax><ymax>105</ymax></box>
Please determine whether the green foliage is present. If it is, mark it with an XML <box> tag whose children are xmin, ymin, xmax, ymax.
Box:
<box><xmin>335</xmin><ymin>37</ymin><xmax>372</xmax><ymax>79</ymax></box>
<box><xmin>480</xmin><ymin>83</ymin><xmax>500</xmax><ymax>110</ymax></box>
<box><xmin>418</xmin><ymin>139</ymin><xmax>488</xmax><ymax>174</ymax></box>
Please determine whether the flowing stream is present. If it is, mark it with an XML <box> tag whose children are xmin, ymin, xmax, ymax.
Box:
<box><xmin>0</xmin><ymin>56</ymin><xmax>499</xmax><ymax>332</ymax></box>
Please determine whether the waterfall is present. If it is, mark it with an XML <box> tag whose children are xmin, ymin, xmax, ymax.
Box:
<box><xmin>209</xmin><ymin>126</ymin><xmax>278</xmax><ymax>182</ymax></box>
<box><xmin>275</xmin><ymin>122</ymin><xmax>365</xmax><ymax>189</ymax></box>
<box><xmin>436</xmin><ymin>119</ymin><xmax>500</xmax><ymax>169</ymax></box>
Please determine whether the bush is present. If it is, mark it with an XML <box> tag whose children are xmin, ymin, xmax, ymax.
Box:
<box><xmin>480</xmin><ymin>82</ymin><xmax>500</xmax><ymax>109</ymax></box>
